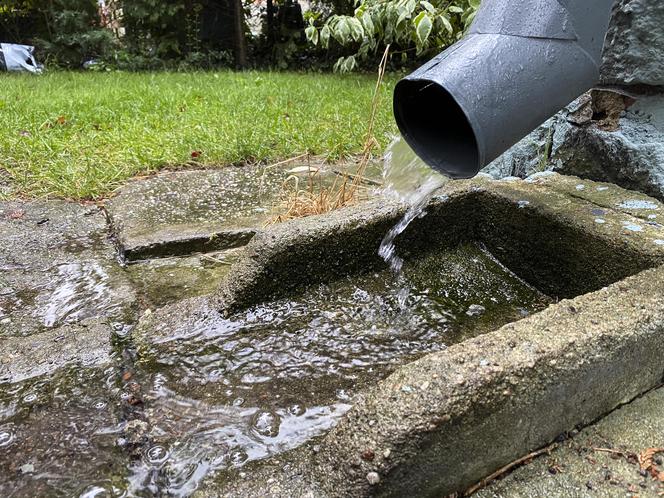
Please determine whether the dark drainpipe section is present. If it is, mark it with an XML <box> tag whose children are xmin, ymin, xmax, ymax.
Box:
<box><xmin>393</xmin><ymin>0</ymin><xmax>616</xmax><ymax>179</ymax></box>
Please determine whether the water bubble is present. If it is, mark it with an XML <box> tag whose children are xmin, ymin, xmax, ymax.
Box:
<box><xmin>23</xmin><ymin>393</ymin><xmax>37</xmax><ymax>403</ymax></box>
<box><xmin>251</xmin><ymin>410</ymin><xmax>281</xmax><ymax>438</ymax></box>
<box><xmin>0</xmin><ymin>429</ymin><xmax>14</xmax><ymax>447</ymax></box>
<box><xmin>622</xmin><ymin>222</ymin><xmax>643</xmax><ymax>232</ymax></box>
<box><xmin>618</xmin><ymin>199</ymin><xmax>659</xmax><ymax>210</ymax></box>
<box><xmin>229</xmin><ymin>448</ymin><xmax>249</xmax><ymax>466</ymax></box>
<box><xmin>79</xmin><ymin>485</ymin><xmax>109</xmax><ymax>498</ymax></box>
<box><xmin>94</xmin><ymin>401</ymin><xmax>107</xmax><ymax>410</ymax></box>
<box><xmin>145</xmin><ymin>445</ymin><xmax>169</xmax><ymax>465</ymax></box>
<box><xmin>288</xmin><ymin>404</ymin><xmax>306</xmax><ymax>416</ymax></box>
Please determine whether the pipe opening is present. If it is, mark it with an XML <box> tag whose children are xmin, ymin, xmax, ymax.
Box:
<box><xmin>394</xmin><ymin>79</ymin><xmax>480</xmax><ymax>179</ymax></box>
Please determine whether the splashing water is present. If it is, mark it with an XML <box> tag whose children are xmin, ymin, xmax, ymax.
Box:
<box><xmin>379</xmin><ymin>137</ymin><xmax>449</xmax><ymax>275</ymax></box>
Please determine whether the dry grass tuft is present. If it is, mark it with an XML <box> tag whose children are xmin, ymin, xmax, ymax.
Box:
<box><xmin>268</xmin><ymin>46</ymin><xmax>390</xmax><ymax>224</ymax></box>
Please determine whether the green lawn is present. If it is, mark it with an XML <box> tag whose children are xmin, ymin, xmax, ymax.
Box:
<box><xmin>0</xmin><ymin>71</ymin><xmax>397</xmax><ymax>199</ymax></box>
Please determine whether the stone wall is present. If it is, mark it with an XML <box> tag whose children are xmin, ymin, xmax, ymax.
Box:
<box><xmin>483</xmin><ymin>0</ymin><xmax>664</xmax><ymax>199</ymax></box>
<box><xmin>600</xmin><ymin>0</ymin><xmax>664</xmax><ymax>88</ymax></box>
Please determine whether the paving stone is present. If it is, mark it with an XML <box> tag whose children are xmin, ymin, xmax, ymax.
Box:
<box><xmin>105</xmin><ymin>165</ymin><xmax>291</xmax><ymax>261</ymax></box>
<box><xmin>0</xmin><ymin>200</ymin><xmax>137</xmax><ymax>337</ymax></box>
<box><xmin>105</xmin><ymin>163</ymin><xmax>381</xmax><ymax>261</ymax></box>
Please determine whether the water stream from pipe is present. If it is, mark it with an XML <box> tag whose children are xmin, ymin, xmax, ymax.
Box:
<box><xmin>378</xmin><ymin>136</ymin><xmax>450</xmax><ymax>303</ymax></box>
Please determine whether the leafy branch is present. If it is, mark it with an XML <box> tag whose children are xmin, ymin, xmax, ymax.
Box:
<box><xmin>306</xmin><ymin>0</ymin><xmax>480</xmax><ymax>71</ymax></box>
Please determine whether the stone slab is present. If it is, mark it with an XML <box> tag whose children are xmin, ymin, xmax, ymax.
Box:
<box><xmin>187</xmin><ymin>175</ymin><xmax>664</xmax><ymax>496</ymax></box>
<box><xmin>212</xmin><ymin>173</ymin><xmax>664</xmax><ymax>315</ymax></box>
<box><xmin>478</xmin><ymin>387</ymin><xmax>664</xmax><ymax>497</ymax></box>
<box><xmin>0</xmin><ymin>200</ymin><xmax>137</xmax><ymax>337</ymax></box>
<box><xmin>483</xmin><ymin>93</ymin><xmax>664</xmax><ymax>202</ymax></box>
<box><xmin>0</xmin><ymin>319</ymin><xmax>112</xmax><ymax>384</ymax></box>
<box><xmin>199</xmin><ymin>263</ymin><xmax>664</xmax><ymax>497</ymax></box>
<box><xmin>105</xmin><ymin>164</ymin><xmax>369</xmax><ymax>261</ymax></box>
<box><xmin>125</xmin><ymin>248</ymin><xmax>240</xmax><ymax>308</ymax></box>
<box><xmin>600</xmin><ymin>0</ymin><xmax>664</xmax><ymax>88</ymax></box>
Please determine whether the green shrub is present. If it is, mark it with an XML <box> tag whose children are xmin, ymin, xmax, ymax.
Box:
<box><xmin>305</xmin><ymin>0</ymin><xmax>480</xmax><ymax>71</ymax></box>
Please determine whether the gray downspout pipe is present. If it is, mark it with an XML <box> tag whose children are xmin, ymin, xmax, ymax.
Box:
<box><xmin>393</xmin><ymin>0</ymin><xmax>616</xmax><ymax>179</ymax></box>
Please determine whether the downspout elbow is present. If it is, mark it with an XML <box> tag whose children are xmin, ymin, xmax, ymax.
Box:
<box><xmin>393</xmin><ymin>0</ymin><xmax>616</xmax><ymax>179</ymax></box>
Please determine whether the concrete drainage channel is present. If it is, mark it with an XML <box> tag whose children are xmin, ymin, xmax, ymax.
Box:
<box><xmin>2</xmin><ymin>169</ymin><xmax>664</xmax><ymax>496</ymax></box>
<box><xmin>128</xmin><ymin>172</ymin><xmax>664</xmax><ymax>496</ymax></box>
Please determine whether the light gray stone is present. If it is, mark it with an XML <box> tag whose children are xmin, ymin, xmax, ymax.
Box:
<box><xmin>483</xmin><ymin>93</ymin><xmax>664</xmax><ymax>201</ymax></box>
<box><xmin>600</xmin><ymin>0</ymin><xmax>664</xmax><ymax>87</ymax></box>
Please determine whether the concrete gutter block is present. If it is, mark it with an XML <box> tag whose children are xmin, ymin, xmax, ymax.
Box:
<box><xmin>194</xmin><ymin>175</ymin><xmax>664</xmax><ymax>497</ymax></box>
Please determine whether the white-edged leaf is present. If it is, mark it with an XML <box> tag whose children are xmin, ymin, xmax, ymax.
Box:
<box><xmin>348</xmin><ymin>17</ymin><xmax>365</xmax><ymax>42</ymax></box>
<box><xmin>305</xmin><ymin>26</ymin><xmax>319</xmax><ymax>45</ymax></box>
<box><xmin>320</xmin><ymin>25</ymin><xmax>331</xmax><ymax>48</ymax></box>
<box><xmin>332</xmin><ymin>17</ymin><xmax>351</xmax><ymax>45</ymax></box>
<box><xmin>344</xmin><ymin>55</ymin><xmax>357</xmax><ymax>71</ymax></box>
<box><xmin>448</xmin><ymin>5</ymin><xmax>464</xmax><ymax>13</ymax></box>
<box><xmin>361</xmin><ymin>11</ymin><xmax>374</xmax><ymax>35</ymax></box>
<box><xmin>439</xmin><ymin>13</ymin><xmax>453</xmax><ymax>33</ymax></box>
<box><xmin>396</xmin><ymin>7</ymin><xmax>409</xmax><ymax>28</ymax></box>
<box><xmin>468</xmin><ymin>0</ymin><xmax>481</xmax><ymax>9</ymax></box>
<box><xmin>420</xmin><ymin>1</ymin><xmax>435</xmax><ymax>13</ymax></box>
<box><xmin>414</xmin><ymin>11</ymin><xmax>432</xmax><ymax>44</ymax></box>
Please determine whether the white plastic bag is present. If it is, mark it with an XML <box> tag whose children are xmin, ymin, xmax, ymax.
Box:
<box><xmin>0</xmin><ymin>43</ymin><xmax>43</xmax><ymax>73</ymax></box>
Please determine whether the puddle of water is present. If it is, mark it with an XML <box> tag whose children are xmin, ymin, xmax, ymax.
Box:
<box><xmin>618</xmin><ymin>199</ymin><xmax>659</xmax><ymax>210</ymax></box>
<box><xmin>126</xmin><ymin>249</ymin><xmax>240</xmax><ymax>307</ymax></box>
<box><xmin>0</xmin><ymin>365</ymin><xmax>127</xmax><ymax>497</ymax></box>
<box><xmin>1</xmin><ymin>250</ymin><xmax>551</xmax><ymax>495</ymax></box>
<box><xmin>35</xmin><ymin>262</ymin><xmax>125</xmax><ymax>328</ymax></box>
<box><xmin>0</xmin><ymin>137</ymin><xmax>556</xmax><ymax>496</ymax></box>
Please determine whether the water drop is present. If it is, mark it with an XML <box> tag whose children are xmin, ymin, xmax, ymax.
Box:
<box><xmin>230</xmin><ymin>448</ymin><xmax>249</xmax><ymax>466</ymax></box>
<box><xmin>0</xmin><ymin>430</ymin><xmax>14</xmax><ymax>447</ymax></box>
<box><xmin>23</xmin><ymin>393</ymin><xmax>37</xmax><ymax>403</ymax></box>
<box><xmin>145</xmin><ymin>445</ymin><xmax>169</xmax><ymax>465</ymax></box>
<box><xmin>251</xmin><ymin>410</ymin><xmax>281</xmax><ymax>438</ymax></box>
<box><xmin>288</xmin><ymin>404</ymin><xmax>306</xmax><ymax>416</ymax></box>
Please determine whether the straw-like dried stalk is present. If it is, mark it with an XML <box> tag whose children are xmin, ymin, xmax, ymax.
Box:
<box><xmin>268</xmin><ymin>46</ymin><xmax>390</xmax><ymax>224</ymax></box>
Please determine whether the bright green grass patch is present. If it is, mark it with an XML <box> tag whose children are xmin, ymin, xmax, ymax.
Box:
<box><xmin>0</xmin><ymin>71</ymin><xmax>397</xmax><ymax>199</ymax></box>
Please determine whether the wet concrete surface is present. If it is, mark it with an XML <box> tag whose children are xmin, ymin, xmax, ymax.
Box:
<box><xmin>2</xmin><ymin>171</ymin><xmax>664</xmax><ymax>496</ymax></box>
<box><xmin>0</xmin><ymin>319</ymin><xmax>112</xmax><ymax>384</ymax></box>
<box><xmin>125</xmin><ymin>248</ymin><xmax>241</xmax><ymax>308</ymax></box>
<box><xmin>105</xmin><ymin>163</ymin><xmax>367</xmax><ymax>261</ymax></box>
<box><xmin>0</xmin><ymin>200</ymin><xmax>137</xmax><ymax>338</ymax></box>
<box><xmin>477</xmin><ymin>387</ymin><xmax>664</xmax><ymax>497</ymax></box>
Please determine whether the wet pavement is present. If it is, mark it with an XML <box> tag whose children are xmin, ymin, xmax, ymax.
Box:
<box><xmin>1</xmin><ymin>169</ymin><xmax>664</xmax><ymax>496</ymax></box>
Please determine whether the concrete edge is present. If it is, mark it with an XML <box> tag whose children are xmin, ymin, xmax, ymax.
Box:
<box><xmin>214</xmin><ymin>176</ymin><xmax>664</xmax><ymax>314</ymax></box>
<box><xmin>206</xmin><ymin>264</ymin><xmax>664</xmax><ymax>497</ymax></box>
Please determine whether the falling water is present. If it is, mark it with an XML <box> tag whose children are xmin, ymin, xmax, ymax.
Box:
<box><xmin>379</xmin><ymin>137</ymin><xmax>449</xmax><ymax>275</ymax></box>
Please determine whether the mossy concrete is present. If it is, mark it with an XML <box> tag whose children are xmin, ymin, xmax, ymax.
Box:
<box><xmin>0</xmin><ymin>319</ymin><xmax>112</xmax><ymax>384</ymax></box>
<box><xmin>125</xmin><ymin>248</ymin><xmax>240</xmax><ymax>308</ymax></box>
<box><xmin>198</xmin><ymin>264</ymin><xmax>664</xmax><ymax>497</ymax></box>
<box><xmin>214</xmin><ymin>173</ymin><xmax>664</xmax><ymax>315</ymax></box>
<box><xmin>105</xmin><ymin>164</ymin><xmax>357</xmax><ymax>261</ymax></box>
<box><xmin>176</xmin><ymin>173</ymin><xmax>664</xmax><ymax>497</ymax></box>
